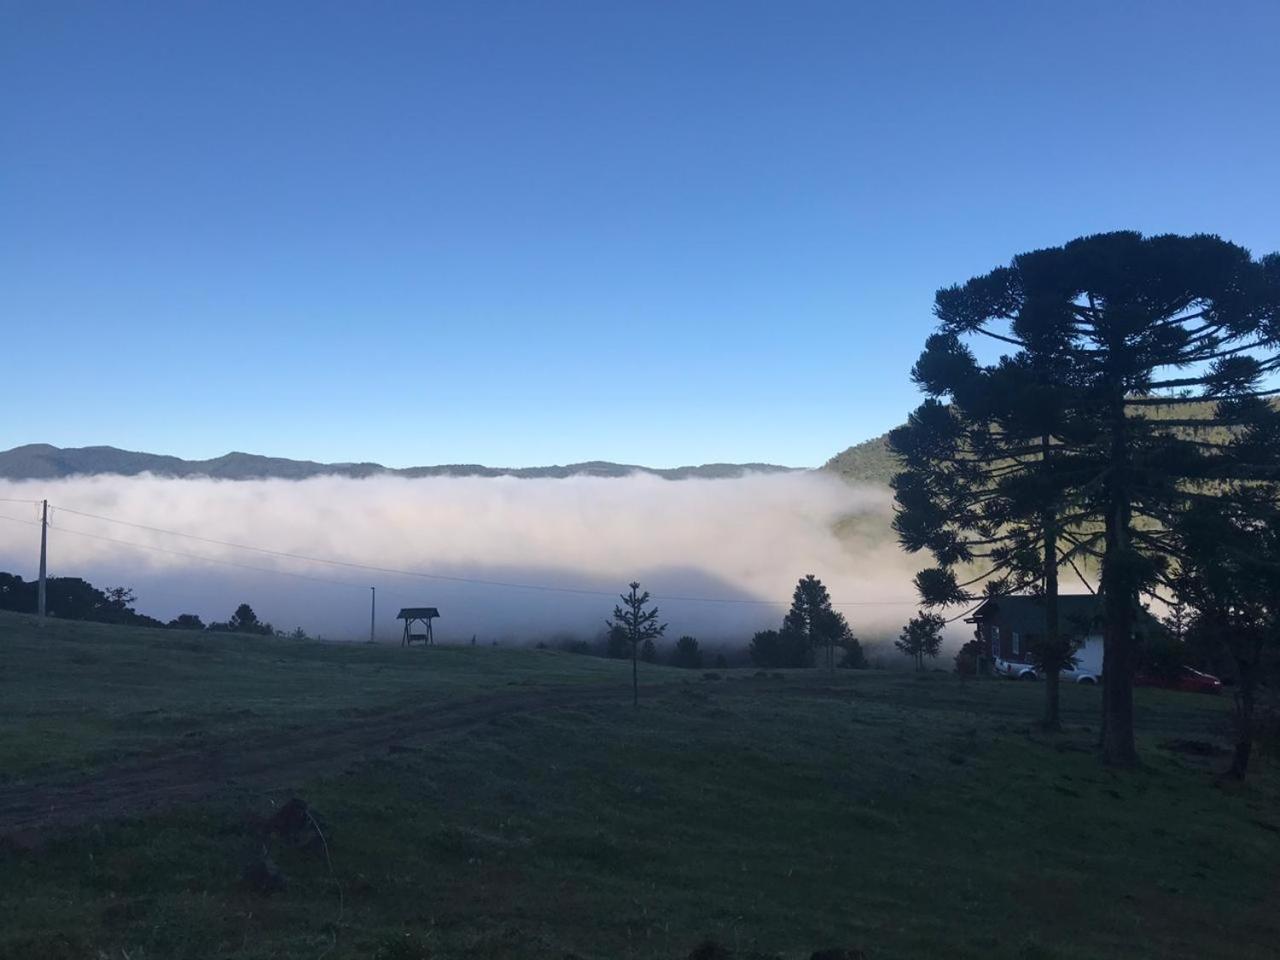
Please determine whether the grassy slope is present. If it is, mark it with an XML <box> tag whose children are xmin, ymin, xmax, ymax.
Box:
<box><xmin>822</xmin><ymin>401</ymin><xmax>1243</xmax><ymax>489</ymax></box>
<box><xmin>0</xmin><ymin>611</ymin><xmax>632</xmax><ymax>781</ymax></box>
<box><xmin>1</xmin><ymin>614</ymin><xmax>1278</xmax><ymax>960</ymax></box>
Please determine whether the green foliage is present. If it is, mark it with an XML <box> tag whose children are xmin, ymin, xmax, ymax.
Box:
<box><xmin>1171</xmin><ymin>498</ymin><xmax>1280</xmax><ymax>778</ymax></box>
<box><xmin>783</xmin><ymin>574</ymin><xmax>857</xmax><ymax>670</ymax></box>
<box><xmin>605</xmin><ymin>624</ymin><xmax>630</xmax><ymax>659</ymax></box>
<box><xmin>606</xmin><ymin>581</ymin><xmax>666</xmax><ymax>705</ymax></box>
<box><xmin>748</xmin><ymin>628</ymin><xmax>811</xmax><ymax>669</ymax></box>
<box><xmin>894</xmin><ymin>612</ymin><xmax>945</xmax><ymax>671</ymax></box>
<box><xmin>669</xmin><ymin>635</ymin><xmax>704</xmax><ymax>669</ymax></box>
<box><xmin>823</xmin><ymin>434</ymin><xmax>897</xmax><ymax>485</ymax></box>
<box><xmin>0</xmin><ymin>571</ymin><xmax>162</xmax><ymax>627</ymax></box>
<box><xmin>837</xmin><ymin>637</ymin><xmax>868</xmax><ymax>669</ymax></box>
<box><xmin>953</xmin><ymin>638</ymin><xmax>984</xmax><ymax>676</ymax></box>
<box><xmin>904</xmin><ymin>231</ymin><xmax>1280</xmax><ymax>766</ymax></box>
<box><xmin>210</xmin><ymin>602</ymin><xmax>274</xmax><ymax>636</ymax></box>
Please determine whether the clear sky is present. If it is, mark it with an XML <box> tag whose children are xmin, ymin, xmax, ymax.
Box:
<box><xmin>3</xmin><ymin>1</ymin><xmax>1278</xmax><ymax>469</ymax></box>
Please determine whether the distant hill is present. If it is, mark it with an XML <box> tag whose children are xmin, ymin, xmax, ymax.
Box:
<box><xmin>820</xmin><ymin>399</ymin><xmax>1247</xmax><ymax>489</ymax></box>
<box><xmin>0</xmin><ymin>444</ymin><xmax>798</xmax><ymax>482</ymax></box>
<box><xmin>823</xmin><ymin>434</ymin><xmax>896</xmax><ymax>486</ymax></box>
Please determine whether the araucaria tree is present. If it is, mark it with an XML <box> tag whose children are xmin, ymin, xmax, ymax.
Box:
<box><xmin>895</xmin><ymin>612</ymin><xmax>945</xmax><ymax>671</ymax></box>
<box><xmin>607</xmin><ymin>582</ymin><xmax>667</xmax><ymax>706</ymax></box>
<box><xmin>783</xmin><ymin>574</ymin><xmax>855</xmax><ymax>671</ymax></box>
<box><xmin>890</xmin><ymin>336</ymin><xmax>1091</xmax><ymax>731</ymax></box>
<box><xmin>930</xmin><ymin>232</ymin><xmax>1280</xmax><ymax>766</ymax></box>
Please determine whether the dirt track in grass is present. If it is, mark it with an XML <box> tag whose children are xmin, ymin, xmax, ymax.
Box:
<box><xmin>0</xmin><ymin>682</ymin><xmax>657</xmax><ymax>839</ymax></box>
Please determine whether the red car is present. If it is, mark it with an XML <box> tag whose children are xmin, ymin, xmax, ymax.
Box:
<box><xmin>1135</xmin><ymin>666</ymin><xmax>1224</xmax><ymax>695</ymax></box>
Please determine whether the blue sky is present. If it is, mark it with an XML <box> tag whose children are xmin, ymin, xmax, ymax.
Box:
<box><xmin>3</xmin><ymin>1</ymin><xmax>1278</xmax><ymax>468</ymax></box>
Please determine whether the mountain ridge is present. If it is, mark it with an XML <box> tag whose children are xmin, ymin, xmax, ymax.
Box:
<box><xmin>0</xmin><ymin>443</ymin><xmax>802</xmax><ymax>482</ymax></box>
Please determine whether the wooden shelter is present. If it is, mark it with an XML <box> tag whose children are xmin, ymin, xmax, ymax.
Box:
<box><xmin>398</xmin><ymin>607</ymin><xmax>440</xmax><ymax>646</ymax></box>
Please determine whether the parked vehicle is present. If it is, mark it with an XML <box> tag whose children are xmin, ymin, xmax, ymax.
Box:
<box><xmin>1135</xmin><ymin>665</ymin><xmax>1224</xmax><ymax>695</ymax></box>
<box><xmin>994</xmin><ymin>657</ymin><xmax>1038</xmax><ymax>680</ymax></box>
<box><xmin>1060</xmin><ymin>664</ymin><xmax>1100</xmax><ymax>685</ymax></box>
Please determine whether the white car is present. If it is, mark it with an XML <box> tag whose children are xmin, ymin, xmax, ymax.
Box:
<box><xmin>1061</xmin><ymin>664</ymin><xmax>1100</xmax><ymax>685</ymax></box>
<box><xmin>994</xmin><ymin>658</ymin><xmax>1039</xmax><ymax>680</ymax></box>
<box><xmin>994</xmin><ymin>659</ymin><xmax>1100</xmax><ymax>684</ymax></box>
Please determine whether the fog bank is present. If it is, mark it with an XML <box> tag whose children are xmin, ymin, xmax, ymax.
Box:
<box><xmin>0</xmin><ymin>472</ymin><xmax>922</xmax><ymax>645</ymax></box>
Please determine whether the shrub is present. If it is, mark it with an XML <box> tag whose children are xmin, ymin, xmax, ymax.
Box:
<box><xmin>749</xmin><ymin>628</ymin><xmax>813</xmax><ymax>668</ymax></box>
<box><xmin>670</xmin><ymin>635</ymin><xmax>704</xmax><ymax>669</ymax></box>
<box><xmin>954</xmin><ymin>638</ymin><xmax>984</xmax><ymax>676</ymax></box>
<box><xmin>837</xmin><ymin>637</ymin><xmax>868</xmax><ymax>669</ymax></box>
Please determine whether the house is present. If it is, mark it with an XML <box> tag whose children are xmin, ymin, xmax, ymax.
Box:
<box><xmin>967</xmin><ymin>594</ymin><xmax>1106</xmax><ymax>677</ymax></box>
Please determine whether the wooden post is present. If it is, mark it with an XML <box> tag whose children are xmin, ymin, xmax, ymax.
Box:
<box><xmin>37</xmin><ymin>499</ymin><xmax>48</xmax><ymax>626</ymax></box>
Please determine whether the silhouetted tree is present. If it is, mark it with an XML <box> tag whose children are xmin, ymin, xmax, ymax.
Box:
<box><xmin>891</xmin><ymin>332</ymin><xmax>1089</xmax><ymax>731</ymax></box>
<box><xmin>895</xmin><ymin>612</ymin><xmax>945</xmax><ymax>671</ymax></box>
<box><xmin>669</xmin><ymin>635</ymin><xmax>704</xmax><ymax>669</ymax></box>
<box><xmin>713</xmin><ymin>652</ymin><xmax>728</xmax><ymax>670</ymax></box>
<box><xmin>167</xmin><ymin>613</ymin><xmax>206</xmax><ymax>630</ymax></box>
<box><xmin>936</xmin><ymin>232</ymin><xmax>1280</xmax><ymax>765</ymax></box>
<box><xmin>837</xmin><ymin>635</ymin><xmax>868</xmax><ymax>669</ymax></box>
<box><xmin>0</xmin><ymin>572</ymin><xmax>160</xmax><ymax>626</ymax></box>
<box><xmin>640</xmin><ymin>637</ymin><xmax>657</xmax><ymax>662</ymax></box>
<box><xmin>783</xmin><ymin>574</ymin><xmax>856</xmax><ymax>671</ymax></box>
<box><xmin>953</xmin><ymin>638</ymin><xmax>984</xmax><ymax>676</ymax></box>
<box><xmin>1172</xmin><ymin>495</ymin><xmax>1280</xmax><ymax>780</ymax></box>
<box><xmin>748</xmin><ymin>628</ymin><xmax>810</xmax><ymax>669</ymax></box>
<box><xmin>605</xmin><ymin>624</ymin><xmax>630</xmax><ymax>659</ymax></box>
<box><xmin>103</xmin><ymin>586</ymin><xmax>137</xmax><ymax>613</ymax></box>
<box><xmin>227</xmin><ymin>603</ymin><xmax>272</xmax><ymax>636</ymax></box>
<box><xmin>607</xmin><ymin>582</ymin><xmax>666</xmax><ymax>706</ymax></box>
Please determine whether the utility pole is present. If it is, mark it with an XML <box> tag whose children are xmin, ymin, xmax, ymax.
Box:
<box><xmin>37</xmin><ymin>499</ymin><xmax>48</xmax><ymax>625</ymax></box>
<box><xmin>369</xmin><ymin>586</ymin><xmax>376</xmax><ymax>643</ymax></box>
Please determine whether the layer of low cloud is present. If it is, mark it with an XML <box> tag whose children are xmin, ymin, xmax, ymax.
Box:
<box><xmin>0</xmin><ymin>472</ymin><xmax>923</xmax><ymax>646</ymax></box>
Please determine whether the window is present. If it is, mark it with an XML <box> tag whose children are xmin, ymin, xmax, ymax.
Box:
<box><xmin>991</xmin><ymin>625</ymin><xmax>1001</xmax><ymax>656</ymax></box>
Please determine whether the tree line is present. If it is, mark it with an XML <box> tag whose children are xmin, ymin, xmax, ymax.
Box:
<box><xmin>889</xmin><ymin>230</ymin><xmax>1280</xmax><ymax>774</ymax></box>
<box><xmin>0</xmin><ymin>571</ymin><xmax>303</xmax><ymax>639</ymax></box>
<box><xmin>602</xmin><ymin>574</ymin><xmax>872</xmax><ymax>706</ymax></box>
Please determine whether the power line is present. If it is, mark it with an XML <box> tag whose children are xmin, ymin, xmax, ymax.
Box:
<box><xmin>47</xmin><ymin>524</ymin><xmax>368</xmax><ymax>589</ymax></box>
<box><xmin>45</xmin><ymin>503</ymin><xmax>923</xmax><ymax>607</ymax></box>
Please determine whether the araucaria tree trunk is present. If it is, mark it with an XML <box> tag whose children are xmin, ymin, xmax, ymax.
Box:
<box><xmin>1228</xmin><ymin>659</ymin><xmax>1258</xmax><ymax>780</ymax></box>
<box><xmin>1040</xmin><ymin>435</ymin><xmax>1064</xmax><ymax>733</ymax></box>
<box><xmin>1099</xmin><ymin>389</ymin><xmax>1139</xmax><ymax>767</ymax></box>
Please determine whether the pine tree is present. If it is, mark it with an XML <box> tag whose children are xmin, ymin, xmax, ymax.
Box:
<box><xmin>782</xmin><ymin>574</ymin><xmax>853</xmax><ymax>671</ymax></box>
<box><xmin>894</xmin><ymin>613</ymin><xmax>945</xmax><ymax>671</ymax></box>
<box><xmin>607</xmin><ymin>582</ymin><xmax>667</xmax><ymax>706</ymax></box>
<box><xmin>890</xmin><ymin>338</ymin><xmax>1089</xmax><ymax>729</ymax></box>
<box><xmin>934</xmin><ymin>232</ymin><xmax>1280</xmax><ymax>766</ymax></box>
<box><xmin>1172</xmin><ymin>489</ymin><xmax>1280</xmax><ymax>780</ymax></box>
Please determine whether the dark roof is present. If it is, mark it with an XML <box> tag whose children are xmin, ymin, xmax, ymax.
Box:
<box><xmin>968</xmin><ymin>594</ymin><xmax>1102</xmax><ymax>635</ymax></box>
<box><xmin>397</xmin><ymin>607</ymin><xmax>440</xmax><ymax>619</ymax></box>
<box><xmin>968</xmin><ymin>594</ymin><xmax>1161</xmax><ymax>636</ymax></box>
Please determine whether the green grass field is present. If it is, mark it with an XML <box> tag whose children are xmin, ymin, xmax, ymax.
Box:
<box><xmin>1</xmin><ymin>611</ymin><xmax>1277</xmax><ymax>960</ymax></box>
